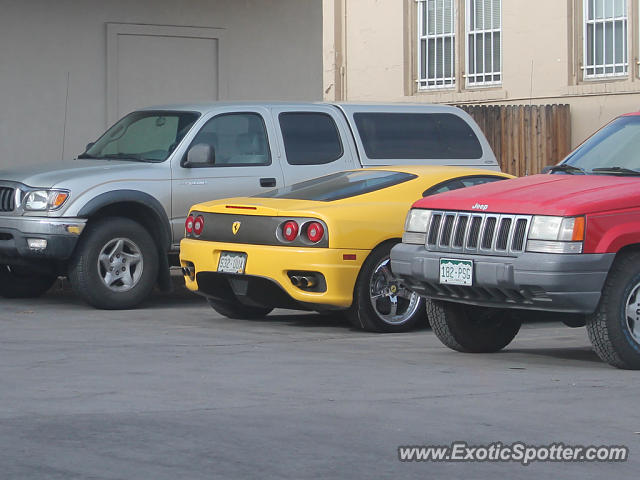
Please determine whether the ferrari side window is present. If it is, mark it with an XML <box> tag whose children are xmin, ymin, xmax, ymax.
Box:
<box><xmin>422</xmin><ymin>175</ymin><xmax>506</xmax><ymax>197</ymax></box>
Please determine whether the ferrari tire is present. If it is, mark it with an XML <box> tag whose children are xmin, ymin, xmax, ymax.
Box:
<box><xmin>347</xmin><ymin>242</ymin><xmax>425</xmax><ymax>333</ymax></box>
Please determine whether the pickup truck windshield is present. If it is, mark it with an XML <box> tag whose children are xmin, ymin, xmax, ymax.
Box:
<box><xmin>79</xmin><ymin>111</ymin><xmax>200</xmax><ymax>162</ymax></box>
<box><xmin>255</xmin><ymin>170</ymin><xmax>416</xmax><ymax>202</ymax></box>
<box><xmin>563</xmin><ymin>115</ymin><xmax>640</xmax><ymax>175</ymax></box>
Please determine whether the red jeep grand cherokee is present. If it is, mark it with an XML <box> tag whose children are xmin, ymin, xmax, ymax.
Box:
<box><xmin>391</xmin><ymin>113</ymin><xmax>640</xmax><ymax>369</ymax></box>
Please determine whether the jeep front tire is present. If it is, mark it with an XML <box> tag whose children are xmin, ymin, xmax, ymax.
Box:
<box><xmin>68</xmin><ymin>217</ymin><xmax>158</xmax><ymax>309</ymax></box>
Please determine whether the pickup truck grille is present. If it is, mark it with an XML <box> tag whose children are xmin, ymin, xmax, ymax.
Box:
<box><xmin>426</xmin><ymin>211</ymin><xmax>532</xmax><ymax>256</ymax></box>
<box><xmin>0</xmin><ymin>187</ymin><xmax>15</xmax><ymax>212</ymax></box>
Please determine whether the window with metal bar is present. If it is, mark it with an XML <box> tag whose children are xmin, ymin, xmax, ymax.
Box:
<box><xmin>465</xmin><ymin>0</ymin><xmax>501</xmax><ymax>86</ymax></box>
<box><xmin>417</xmin><ymin>0</ymin><xmax>456</xmax><ymax>89</ymax></box>
<box><xmin>583</xmin><ymin>0</ymin><xmax>627</xmax><ymax>78</ymax></box>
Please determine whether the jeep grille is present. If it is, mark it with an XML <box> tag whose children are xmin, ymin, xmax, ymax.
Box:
<box><xmin>426</xmin><ymin>211</ymin><xmax>532</xmax><ymax>256</ymax></box>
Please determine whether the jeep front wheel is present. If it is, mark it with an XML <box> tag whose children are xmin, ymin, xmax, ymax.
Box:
<box><xmin>586</xmin><ymin>251</ymin><xmax>640</xmax><ymax>369</ymax></box>
<box><xmin>427</xmin><ymin>300</ymin><xmax>521</xmax><ymax>353</ymax></box>
<box><xmin>68</xmin><ymin>217</ymin><xmax>158</xmax><ymax>309</ymax></box>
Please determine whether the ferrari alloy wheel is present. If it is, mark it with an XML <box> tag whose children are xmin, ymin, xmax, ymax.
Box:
<box><xmin>348</xmin><ymin>242</ymin><xmax>425</xmax><ymax>333</ymax></box>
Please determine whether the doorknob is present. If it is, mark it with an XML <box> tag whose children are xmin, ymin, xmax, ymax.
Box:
<box><xmin>260</xmin><ymin>177</ymin><xmax>276</xmax><ymax>187</ymax></box>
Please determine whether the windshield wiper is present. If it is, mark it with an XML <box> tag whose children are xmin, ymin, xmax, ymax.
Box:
<box><xmin>77</xmin><ymin>153</ymin><xmax>98</xmax><ymax>159</ymax></box>
<box><xmin>95</xmin><ymin>153</ymin><xmax>154</xmax><ymax>162</ymax></box>
<box><xmin>591</xmin><ymin>166</ymin><xmax>640</xmax><ymax>176</ymax></box>
<box><xmin>548</xmin><ymin>163</ymin><xmax>586</xmax><ymax>175</ymax></box>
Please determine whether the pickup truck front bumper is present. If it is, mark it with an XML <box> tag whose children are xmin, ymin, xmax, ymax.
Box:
<box><xmin>0</xmin><ymin>215</ymin><xmax>87</xmax><ymax>263</ymax></box>
<box><xmin>390</xmin><ymin>244</ymin><xmax>615</xmax><ymax>314</ymax></box>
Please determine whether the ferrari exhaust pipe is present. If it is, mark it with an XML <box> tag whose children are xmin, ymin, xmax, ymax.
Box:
<box><xmin>299</xmin><ymin>276</ymin><xmax>317</xmax><ymax>288</ymax></box>
<box><xmin>290</xmin><ymin>276</ymin><xmax>302</xmax><ymax>287</ymax></box>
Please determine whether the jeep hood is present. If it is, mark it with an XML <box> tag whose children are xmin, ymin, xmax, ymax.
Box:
<box><xmin>412</xmin><ymin>174</ymin><xmax>640</xmax><ymax>216</ymax></box>
<box><xmin>0</xmin><ymin>160</ymin><xmax>161</xmax><ymax>188</ymax></box>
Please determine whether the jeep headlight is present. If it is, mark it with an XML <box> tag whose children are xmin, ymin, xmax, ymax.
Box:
<box><xmin>402</xmin><ymin>209</ymin><xmax>432</xmax><ymax>244</ymax></box>
<box><xmin>23</xmin><ymin>189</ymin><xmax>70</xmax><ymax>211</ymax></box>
<box><xmin>526</xmin><ymin>216</ymin><xmax>585</xmax><ymax>253</ymax></box>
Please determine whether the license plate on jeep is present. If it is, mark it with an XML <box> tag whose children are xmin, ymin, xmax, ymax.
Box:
<box><xmin>217</xmin><ymin>252</ymin><xmax>247</xmax><ymax>274</ymax></box>
<box><xmin>439</xmin><ymin>258</ymin><xmax>473</xmax><ymax>286</ymax></box>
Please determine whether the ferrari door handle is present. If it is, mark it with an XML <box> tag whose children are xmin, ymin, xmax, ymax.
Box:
<box><xmin>260</xmin><ymin>177</ymin><xmax>276</xmax><ymax>188</ymax></box>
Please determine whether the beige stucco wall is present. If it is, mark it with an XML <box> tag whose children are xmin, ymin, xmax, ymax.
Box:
<box><xmin>0</xmin><ymin>0</ymin><xmax>322</xmax><ymax>169</ymax></box>
<box><xmin>323</xmin><ymin>0</ymin><xmax>640</xmax><ymax>147</ymax></box>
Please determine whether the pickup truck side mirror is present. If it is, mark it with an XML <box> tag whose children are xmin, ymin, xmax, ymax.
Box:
<box><xmin>184</xmin><ymin>143</ymin><xmax>215</xmax><ymax>167</ymax></box>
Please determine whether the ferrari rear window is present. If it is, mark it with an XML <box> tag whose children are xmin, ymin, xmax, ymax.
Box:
<box><xmin>255</xmin><ymin>170</ymin><xmax>417</xmax><ymax>201</ymax></box>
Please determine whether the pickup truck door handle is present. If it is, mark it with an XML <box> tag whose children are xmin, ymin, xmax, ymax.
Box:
<box><xmin>260</xmin><ymin>177</ymin><xmax>277</xmax><ymax>188</ymax></box>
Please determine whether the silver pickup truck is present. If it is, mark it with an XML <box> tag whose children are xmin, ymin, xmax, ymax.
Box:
<box><xmin>0</xmin><ymin>102</ymin><xmax>499</xmax><ymax>309</ymax></box>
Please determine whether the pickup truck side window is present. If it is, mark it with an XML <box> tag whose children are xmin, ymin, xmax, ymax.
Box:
<box><xmin>186</xmin><ymin>113</ymin><xmax>271</xmax><ymax>167</ymax></box>
<box><xmin>422</xmin><ymin>175</ymin><xmax>507</xmax><ymax>197</ymax></box>
<box><xmin>353</xmin><ymin>113</ymin><xmax>483</xmax><ymax>160</ymax></box>
<box><xmin>278</xmin><ymin>112</ymin><xmax>344</xmax><ymax>165</ymax></box>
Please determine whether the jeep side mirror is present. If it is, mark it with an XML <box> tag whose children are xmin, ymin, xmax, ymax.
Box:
<box><xmin>184</xmin><ymin>143</ymin><xmax>215</xmax><ymax>167</ymax></box>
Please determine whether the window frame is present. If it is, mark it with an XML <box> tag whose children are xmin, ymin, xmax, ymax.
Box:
<box><xmin>464</xmin><ymin>0</ymin><xmax>502</xmax><ymax>87</ymax></box>
<box><xmin>582</xmin><ymin>0</ymin><xmax>629</xmax><ymax>80</ymax></box>
<box><xmin>417</xmin><ymin>0</ymin><xmax>457</xmax><ymax>90</ymax></box>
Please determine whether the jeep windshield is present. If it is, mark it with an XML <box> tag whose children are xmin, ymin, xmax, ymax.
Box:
<box><xmin>559</xmin><ymin>115</ymin><xmax>640</xmax><ymax>175</ymax></box>
<box><xmin>255</xmin><ymin>170</ymin><xmax>416</xmax><ymax>202</ymax></box>
<box><xmin>78</xmin><ymin>111</ymin><xmax>200</xmax><ymax>163</ymax></box>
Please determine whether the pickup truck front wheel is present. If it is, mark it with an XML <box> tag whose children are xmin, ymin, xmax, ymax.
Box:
<box><xmin>587</xmin><ymin>252</ymin><xmax>640</xmax><ymax>369</ymax></box>
<box><xmin>68</xmin><ymin>217</ymin><xmax>158</xmax><ymax>309</ymax></box>
<box><xmin>427</xmin><ymin>300</ymin><xmax>521</xmax><ymax>353</ymax></box>
<box><xmin>0</xmin><ymin>265</ymin><xmax>56</xmax><ymax>298</ymax></box>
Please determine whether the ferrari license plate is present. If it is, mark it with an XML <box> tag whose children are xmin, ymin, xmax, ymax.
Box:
<box><xmin>439</xmin><ymin>258</ymin><xmax>473</xmax><ymax>286</ymax></box>
<box><xmin>217</xmin><ymin>251</ymin><xmax>247</xmax><ymax>274</ymax></box>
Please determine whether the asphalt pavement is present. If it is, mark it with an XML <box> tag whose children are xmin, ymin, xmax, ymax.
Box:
<box><xmin>0</xmin><ymin>279</ymin><xmax>637</xmax><ymax>479</ymax></box>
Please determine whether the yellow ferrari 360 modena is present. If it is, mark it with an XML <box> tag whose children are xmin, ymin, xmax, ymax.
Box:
<box><xmin>180</xmin><ymin>166</ymin><xmax>512</xmax><ymax>332</ymax></box>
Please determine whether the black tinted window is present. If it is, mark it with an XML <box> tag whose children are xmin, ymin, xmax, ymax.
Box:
<box><xmin>256</xmin><ymin>170</ymin><xmax>416</xmax><ymax>202</ymax></box>
<box><xmin>354</xmin><ymin>112</ymin><xmax>483</xmax><ymax>159</ymax></box>
<box><xmin>279</xmin><ymin>112</ymin><xmax>343</xmax><ymax>165</ymax></box>
<box><xmin>422</xmin><ymin>175</ymin><xmax>506</xmax><ymax>197</ymax></box>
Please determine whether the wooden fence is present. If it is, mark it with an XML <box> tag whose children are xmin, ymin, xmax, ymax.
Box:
<box><xmin>459</xmin><ymin>104</ymin><xmax>572</xmax><ymax>176</ymax></box>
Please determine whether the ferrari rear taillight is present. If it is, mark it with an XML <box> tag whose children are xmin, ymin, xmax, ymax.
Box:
<box><xmin>282</xmin><ymin>220</ymin><xmax>299</xmax><ymax>241</ymax></box>
<box><xmin>193</xmin><ymin>215</ymin><xmax>205</xmax><ymax>236</ymax></box>
<box><xmin>185</xmin><ymin>215</ymin><xmax>195</xmax><ymax>235</ymax></box>
<box><xmin>305</xmin><ymin>221</ymin><xmax>324</xmax><ymax>243</ymax></box>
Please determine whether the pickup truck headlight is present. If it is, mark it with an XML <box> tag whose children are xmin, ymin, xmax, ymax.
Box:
<box><xmin>402</xmin><ymin>209</ymin><xmax>432</xmax><ymax>244</ymax></box>
<box><xmin>23</xmin><ymin>189</ymin><xmax>70</xmax><ymax>211</ymax></box>
<box><xmin>526</xmin><ymin>215</ymin><xmax>585</xmax><ymax>253</ymax></box>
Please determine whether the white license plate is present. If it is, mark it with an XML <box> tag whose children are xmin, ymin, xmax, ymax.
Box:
<box><xmin>217</xmin><ymin>251</ymin><xmax>247</xmax><ymax>274</ymax></box>
<box><xmin>439</xmin><ymin>258</ymin><xmax>473</xmax><ymax>286</ymax></box>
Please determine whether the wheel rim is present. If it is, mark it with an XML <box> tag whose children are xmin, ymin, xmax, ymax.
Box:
<box><xmin>97</xmin><ymin>237</ymin><xmax>144</xmax><ymax>292</ymax></box>
<box><xmin>625</xmin><ymin>281</ymin><xmax>640</xmax><ymax>343</ymax></box>
<box><xmin>368</xmin><ymin>256</ymin><xmax>421</xmax><ymax>325</ymax></box>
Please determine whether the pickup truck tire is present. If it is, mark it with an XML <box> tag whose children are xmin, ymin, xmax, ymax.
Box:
<box><xmin>207</xmin><ymin>298</ymin><xmax>273</xmax><ymax>319</ymax></box>
<box><xmin>427</xmin><ymin>300</ymin><xmax>521</xmax><ymax>353</ymax></box>
<box><xmin>586</xmin><ymin>252</ymin><xmax>640</xmax><ymax>369</ymax></box>
<box><xmin>347</xmin><ymin>242</ymin><xmax>425</xmax><ymax>333</ymax></box>
<box><xmin>0</xmin><ymin>265</ymin><xmax>57</xmax><ymax>298</ymax></box>
<box><xmin>68</xmin><ymin>217</ymin><xmax>158</xmax><ymax>309</ymax></box>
